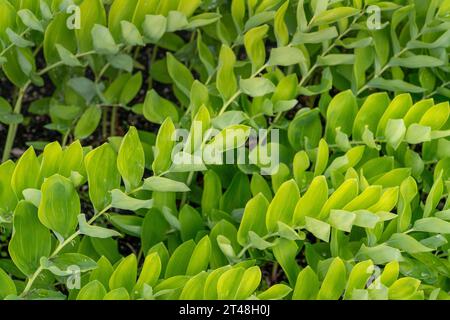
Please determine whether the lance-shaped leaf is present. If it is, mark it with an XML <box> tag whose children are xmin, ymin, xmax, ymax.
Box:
<box><xmin>8</xmin><ymin>201</ymin><xmax>52</xmax><ymax>276</ymax></box>
<box><xmin>216</xmin><ymin>45</ymin><xmax>237</xmax><ymax>101</ymax></box>
<box><xmin>85</xmin><ymin>143</ymin><xmax>121</xmax><ymax>211</ymax></box>
<box><xmin>266</xmin><ymin>180</ymin><xmax>300</xmax><ymax>232</ymax></box>
<box><xmin>38</xmin><ymin>174</ymin><xmax>80</xmax><ymax>238</ymax></box>
<box><xmin>143</xmin><ymin>176</ymin><xmax>190</xmax><ymax>193</ymax></box>
<box><xmin>117</xmin><ymin>126</ymin><xmax>145</xmax><ymax>192</ymax></box>
<box><xmin>152</xmin><ymin>118</ymin><xmax>176</xmax><ymax>175</ymax></box>
<box><xmin>244</xmin><ymin>25</ymin><xmax>269</xmax><ymax>72</ymax></box>
<box><xmin>317</xmin><ymin>257</ymin><xmax>347</xmax><ymax>300</ymax></box>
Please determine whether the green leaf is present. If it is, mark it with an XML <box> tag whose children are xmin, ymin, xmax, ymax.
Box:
<box><xmin>305</xmin><ymin>217</ymin><xmax>331</xmax><ymax>242</ymax></box>
<box><xmin>266</xmin><ymin>180</ymin><xmax>300</xmax><ymax>232</ymax></box>
<box><xmin>0</xmin><ymin>160</ymin><xmax>18</xmax><ymax>214</ymax></box>
<box><xmin>216</xmin><ymin>45</ymin><xmax>237</xmax><ymax>101</ymax></box>
<box><xmin>107</xmin><ymin>53</ymin><xmax>134</xmax><ymax>72</ymax></box>
<box><xmin>258</xmin><ymin>284</ymin><xmax>292</xmax><ymax>300</ymax></box>
<box><xmin>292</xmin><ymin>266</ymin><xmax>319</xmax><ymax>300</ymax></box>
<box><xmin>310</xmin><ymin>7</ymin><xmax>360</xmax><ymax>27</ymax></box>
<box><xmin>239</xmin><ymin>77</ymin><xmax>275</xmax><ymax>97</ymax></box>
<box><xmin>385</xmin><ymin>119</ymin><xmax>406</xmax><ymax>150</ymax></box>
<box><xmin>317</xmin><ymin>54</ymin><xmax>355</xmax><ymax>66</ymax></box>
<box><xmin>268</xmin><ymin>46</ymin><xmax>305</xmax><ymax>66</ymax></box>
<box><xmin>217</xmin><ymin>267</ymin><xmax>244</xmax><ymax>299</ymax></box>
<box><xmin>143</xmin><ymin>15</ymin><xmax>167</xmax><ymax>43</ymax></box>
<box><xmin>85</xmin><ymin>143</ymin><xmax>121</xmax><ymax>211</ymax></box>
<box><xmin>0</xmin><ymin>268</ymin><xmax>16</xmax><ymax>299</ymax></box>
<box><xmin>167</xmin><ymin>10</ymin><xmax>188</xmax><ymax>32</ymax></box>
<box><xmin>413</xmin><ymin>217</ymin><xmax>450</xmax><ymax>234</ymax></box>
<box><xmin>293</xmin><ymin>175</ymin><xmax>328</xmax><ymax>225</ymax></box>
<box><xmin>344</xmin><ymin>260</ymin><xmax>373</xmax><ymax>300</ymax></box>
<box><xmin>104</xmin><ymin>288</ymin><xmax>130</xmax><ymax>300</ymax></box>
<box><xmin>135</xmin><ymin>252</ymin><xmax>161</xmax><ymax>293</ymax></box>
<box><xmin>78</xmin><ymin>214</ymin><xmax>122</xmax><ymax>238</ymax></box>
<box><xmin>143</xmin><ymin>176</ymin><xmax>190</xmax><ymax>193</ymax></box>
<box><xmin>165</xmin><ymin>240</ymin><xmax>196</xmax><ymax>278</ymax></box>
<box><xmin>8</xmin><ymin>201</ymin><xmax>51</xmax><ymax>276</ymax></box>
<box><xmin>234</xmin><ymin>266</ymin><xmax>261</xmax><ymax>299</ymax></box>
<box><xmin>388</xmin><ymin>278</ymin><xmax>420</xmax><ymax>300</ymax></box>
<box><xmin>38</xmin><ymin>174</ymin><xmax>80</xmax><ymax>238</ymax></box>
<box><xmin>387</xmin><ymin>233</ymin><xmax>433</xmax><ymax>253</ymax></box>
<box><xmin>74</xmin><ymin>106</ymin><xmax>101</xmax><ymax>140</ymax></box>
<box><xmin>248</xmin><ymin>231</ymin><xmax>274</xmax><ymax>250</ymax></box>
<box><xmin>244</xmin><ymin>25</ymin><xmax>268</xmax><ymax>72</ymax></box>
<box><xmin>41</xmin><ymin>253</ymin><xmax>97</xmax><ymax>275</ymax></box>
<box><xmin>55</xmin><ymin>44</ymin><xmax>82</xmax><ymax>67</ymax></box>
<box><xmin>91</xmin><ymin>24</ymin><xmax>119</xmax><ymax>55</ymax></box>
<box><xmin>205</xmin><ymin>125</ymin><xmax>251</xmax><ymax>153</ymax></box>
<box><xmin>110</xmin><ymin>189</ymin><xmax>153</xmax><ymax>211</ymax></box>
<box><xmin>110</xmin><ymin>215</ymin><xmax>143</xmax><ymax>237</ymax></box>
<box><xmin>77</xmin><ymin>280</ymin><xmax>107</xmax><ymax>300</ymax></box>
<box><xmin>318</xmin><ymin>179</ymin><xmax>359</xmax><ymax>220</ymax></box>
<box><xmin>120</xmin><ymin>21</ymin><xmax>144</xmax><ymax>46</ymax></box>
<box><xmin>317</xmin><ymin>257</ymin><xmax>347</xmax><ymax>300</ymax></box>
<box><xmin>109</xmin><ymin>254</ymin><xmax>137</xmax><ymax>294</ymax></box>
<box><xmin>143</xmin><ymin>89</ymin><xmax>179</xmax><ymax>124</ymax></box>
<box><xmin>390</xmin><ymin>55</ymin><xmax>444</xmax><ymax>68</ymax></box>
<box><xmin>11</xmin><ymin>147</ymin><xmax>40</xmax><ymax>200</ymax></box>
<box><xmin>328</xmin><ymin>210</ymin><xmax>356</xmax><ymax>233</ymax></box>
<box><xmin>277</xmin><ymin>222</ymin><xmax>301</xmax><ymax>241</ymax></box>
<box><xmin>18</xmin><ymin>9</ymin><xmax>44</xmax><ymax>32</ymax></box>
<box><xmin>325</xmin><ymin>90</ymin><xmax>358</xmax><ymax>142</ymax></box>
<box><xmin>179</xmin><ymin>271</ymin><xmax>207</xmax><ymax>300</ymax></box>
<box><xmin>117</xmin><ymin>126</ymin><xmax>145</xmax><ymax>192</ymax></box>
<box><xmin>166</xmin><ymin>53</ymin><xmax>194</xmax><ymax>97</ymax></box>
<box><xmin>6</xmin><ymin>28</ymin><xmax>34</xmax><ymax>47</ymax></box>
<box><xmin>367</xmin><ymin>78</ymin><xmax>425</xmax><ymax>93</ymax></box>
<box><xmin>292</xmin><ymin>27</ymin><xmax>338</xmax><ymax>44</ymax></box>
<box><xmin>152</xmin><ymin>117</ymin><xmax>176</xmax><ymax>175</ymax></box>
<box><xmin>356</xmin><ymin>244</ymin><xmax>403</xmax><ymax>264</ymax></box>
<box><xmin>186</xmin><ymin>236</ymin><xmax>211</xmax><ymax>275</ymax></box>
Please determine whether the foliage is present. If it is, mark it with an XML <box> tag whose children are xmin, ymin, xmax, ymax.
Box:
<box><xmin>0</xmin><ymin>0</ymin><xmax>449</xmax><ymax>300</ymax></box>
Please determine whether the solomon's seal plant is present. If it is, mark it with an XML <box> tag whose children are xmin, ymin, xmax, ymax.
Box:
<box><xmin>0</xmin><ymin>0</ymin><xmax>449</xmax><ymax>301</ymax></box>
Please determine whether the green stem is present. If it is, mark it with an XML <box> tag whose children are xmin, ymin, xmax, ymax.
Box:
<box><xmin>148</xmin><ymin>46</ymin><xmax>159</xmax><ymax>88</ymax></box>
<box><xmin>110</xmin><ymin>106</ymin><xmax>118</xmax><ymax>136</ymax></box>
<box><xmin>61</xmin><ymin>130</ymin><xmax>71</xmax><ymax>147</ymax></box>
<box><xmin>180</xmin><ymin>171</ymin><xmax>195</xmax><ymax>207</ymax></box>
<box><xmin>2</xmin><ymin>83</ymin><xmax>30</xmax><ymax>162</ymax></box>
<box><xmin>102</xmin><ymin>108</ymin><xmax>108</xmax><ymax>140</ymax></box>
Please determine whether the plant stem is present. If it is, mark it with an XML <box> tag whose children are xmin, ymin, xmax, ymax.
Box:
<box><xmin>2</xmin><ymin>83</ymin><xmax>30</xmax><ymax>162</ymax></box>
<box><xmin>148</xmin><ymin>46</ymin><xmax>159</xmax><ymax>88</ymax></box>
<box><xmin>110</xmin><ymin>106</ymin><xmax>118</xmax><ymax>136</ymax></box>
<box><xmin>102</xmin><ymin>108</ymin><xmax>108</xmax><ymax>139</ymax></box>
<box><xmin>61</xmin><ymin>130</ymin><xmax>71</xmax><ymax>147</ymax></box>
<box><xmin>180</xmin><ymin>171</ymin><xmax>195</xmax><ymax>207</ymax></box>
